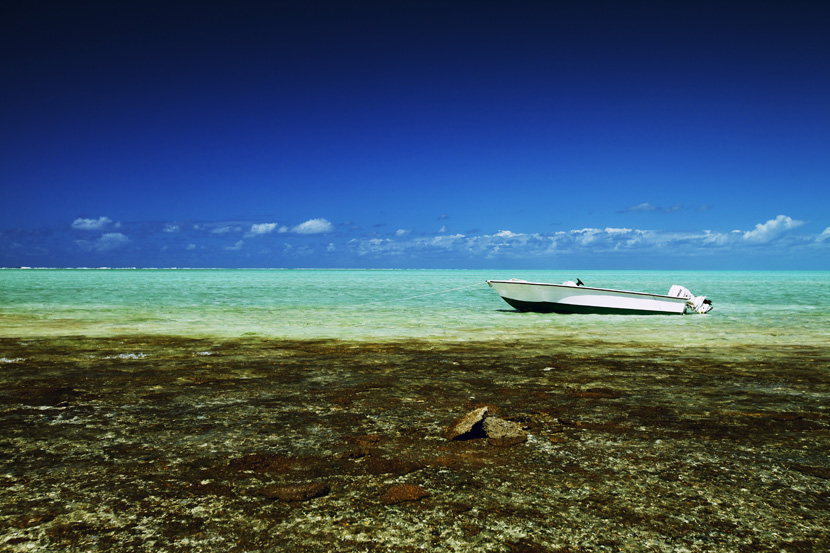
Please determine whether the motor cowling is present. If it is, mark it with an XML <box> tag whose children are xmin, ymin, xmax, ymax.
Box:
<box><xmin>689</xmin><ymin>295</ymin><xmax>713</xmax><ymax>314</ymax></box>
<box><xmin>669</xmin><ymin>285</ymin><xmax>713</xmax><ymax>314</ymax></box>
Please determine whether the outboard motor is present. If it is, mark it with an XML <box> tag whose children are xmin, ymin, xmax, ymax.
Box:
<box><xmin>669</xmin><ymin>285</ymin><xmax>713</xmax><ymax>314</ymax></box>
<box><xmin>690</xmin><ymin>296</ymin><xmax>713</xmax><ymax>314</ymax></box>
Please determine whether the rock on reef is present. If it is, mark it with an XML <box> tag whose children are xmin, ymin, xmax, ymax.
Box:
<box><xmin>445</xmin><ymin>407</ymin><xmax>527</xmax><ymax>446</ymax></box>
<box><xmin>381</xmin><ymin>484</ymin><xmax>430</xmax><ymax>505</ymax></box>
<box><xmin>258</xmin><ymin>482</ymin><xmax>330</xmax><ymax>502</ymax></box>
<box><xmin>483</xmin><ymin>416</ymin><xmax>527</xmax><ymax>447</ymax></box>
<box><xmin>445</xmin><ymin>406</ymin><xmax>489</xmax><ymax>440</ymax></box>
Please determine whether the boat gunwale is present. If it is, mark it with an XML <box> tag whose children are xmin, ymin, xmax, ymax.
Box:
<box><xmin>485</xmin><ymin>279</ymin><xmax>688</xmax><ymax>302</ymax></box>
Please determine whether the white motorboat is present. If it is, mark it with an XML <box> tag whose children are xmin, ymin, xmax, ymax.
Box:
<box><xmin>487</xmin><ymin>279</ymin><xmax>713</xmax><ymax>315</ymax></box>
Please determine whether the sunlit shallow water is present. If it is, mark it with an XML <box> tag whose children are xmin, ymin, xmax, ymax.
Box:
<box><xmin>1</xmin><ymin>269</ymin><xmax>828</xmax><ymax>349</ymax></box>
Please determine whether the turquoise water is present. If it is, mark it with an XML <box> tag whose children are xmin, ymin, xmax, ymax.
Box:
<box><xmin>1</xmin><ymin>269</ymin><xmax>828</xmax><ymax>347</ymax></box>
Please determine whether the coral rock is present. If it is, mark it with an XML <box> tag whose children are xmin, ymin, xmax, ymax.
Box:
<box><xmin>483</xmin><ymin>417</ymin><xmax>527</xmax><ymax>447</ymax></box>
<box><xmin>445</xmin><ymin>406</ymin><xmax>488</xmax><ymax>440</ymax></box>
<box><xmin>258</xmin><ymin>482</ymin><xmax>330</xmax><ymax>502</ymax></box>
<box><xmin>381</xmin><ymin>484</ymin><xmax>430</xmax><ymax>505</ymax></box>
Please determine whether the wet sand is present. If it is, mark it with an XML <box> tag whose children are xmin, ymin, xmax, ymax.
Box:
<box><xmin>1</xmin><ymin>335</ymin><xmax>828</xmax><ymax>552</ymax></box>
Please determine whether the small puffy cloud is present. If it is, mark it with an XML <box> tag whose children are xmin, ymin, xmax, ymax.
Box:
<box><xmin>396</xmin><ymin>229</ymin><xmax>410</xmax><ymax>236</ymax></box>
<box><xmin>743</xmin><ymin>215</ymin><xmax>804</xmax><ymax>243</ymax></box>
<box><xmin>186</xmin><ymin>243</ymin><xmax>196</xmax><ymax>250</ymax></box>
<box><xmin>72</xmin><ymin>216</ymin><xmax>113</xmax><ymax>230</ymax></box>
<box><xmin>293</xmin><ymin>218</ymin><xmax>333</xmax><ymax>234</ymax></box>
<box><xmin>818</xmin><ymin>228</ymin><xmax>830</xmax><ymax>242</ymax></box>
<box><xmin>225</xmin><ymin>240</ymin><xmax>244</xmax><ymax>251</ymax></box>
<box><xmin>620</xmin><ymin>202</ymin><xmax>659</xmax><ymax>213</ymax></box>
<box><xmin>76</xmin><ymin>232</ymin><xmax>129</xmax><ymax>252</ymax></box>
<box><xmin>250</xmin><ymin>223</ymin><xmax>278</xmax><ymax>235</ymax></box>
<box><xmin>98</xmin><ymin>232</ymin><xmax>129</xmax><ymax>250</ymax></box>
<box><xmin>163</xmin><ymin>223</ymin><xmax>180</xmax><ymax>233</ymax></box>
<box><xmin>327</xmin><ymin>242</ymin><xmax>336</xmax><ymax>252</ymax></box>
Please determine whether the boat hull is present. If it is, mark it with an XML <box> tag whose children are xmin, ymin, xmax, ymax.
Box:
<box><xmin>487</xmin><ymin>280</ymin><xmax>689</xmax><ymax>315</ymax></box>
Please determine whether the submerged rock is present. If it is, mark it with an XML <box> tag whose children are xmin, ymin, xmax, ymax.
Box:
<box><xmin>258</xmin><ymin>482</ymin><xmax>330</xmax><ymax>502</ymax></box>
<box><xmin>364</xmin><ymin>455</ymin><xmax>422</xmax><ymax>476</ymax></box>
<box><xmin>381</xmin><ymin>484</ymin><xmax>430</xmax><ymax>505</ymax></box>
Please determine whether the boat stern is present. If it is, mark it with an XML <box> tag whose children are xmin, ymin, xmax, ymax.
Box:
<box><xmin>668</xmin><ymin>285</ymin><xmax>713</xmax><ymax>314</ymax></box>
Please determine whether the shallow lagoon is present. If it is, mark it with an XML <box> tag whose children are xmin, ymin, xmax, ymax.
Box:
<box><xmin>1</xmin><ymin>269</ymin><xmax>828</xmax><ymax>348</ymax></box>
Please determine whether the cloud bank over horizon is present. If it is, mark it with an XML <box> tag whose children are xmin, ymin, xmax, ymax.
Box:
<box><xmin>2</xmin><ymin>213</ymin><xmax>827</xmax><ymax>269</ymax></box>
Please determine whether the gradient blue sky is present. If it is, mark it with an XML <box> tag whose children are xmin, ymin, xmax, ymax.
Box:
<box><xmin>3</xmin><ymin>1</ymin><xmax>829</xmax><ymax>269</ymax></box>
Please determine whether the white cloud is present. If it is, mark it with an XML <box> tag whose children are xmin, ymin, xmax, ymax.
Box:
<box><xmin>72</xmin><ymin>216</ymin><xmax>113</xmax><ymax>230</ymax></box>
<box><xmin>49</xmin><ymin>213</ymin><xmax>822</xmax><ymax>266</ymax></box>
<box><xmin>292</xmin><ymin>218</ymin><xmax>333</xmax><ymax>234</ymax></box>
<box><xmin>97</xmin><ymin>233</ymin><xmax>128</xmax><ymax>251</ymax></box>
<box><xmin>743</xmin><ymin>215</ymin><xmax>804</xmax><ymax>243</ymax></box>
<box><xmin>250</xmin><ymin>223</ymin><xmax>278</xmax><ymax>235</ymax></box>
<box><xmin>340</xmin><ymin>214</ymin><xmax>818</xmax><ymax>262</ymax></box>
<box><xmin>212</xmin><ymin>225</ymin><xmax>239</xmax><ymax>234</ymax></box>
<box><xmin>429</xmin><ymin>233</ymin><xmax>467</xmax><ymax>246</ymax></box>
<box><xmin>621</xmin><ymin>202</ymin><xmax>658</xmax><ymax>213</ymax></box>
<box><xmin>619</xmin><ymin>203</ymin><xmax>707</xmax><ymax>214</ymax></box>
<box><xmin>76</xmin><ymin>232</ymin><xmax>129</xmax><ymax>252</ymax></box>
<box><xmin>701</xmin><ymin>230</ymin><xmax>731</xmax><ymax>246</ymax></box>
<box><xmin>570</xmin><ymin>228</ymin><xmax>602</xmax><ymax>246</ymax></box>
<box><xmin>349</xmin><ymin>237</ymin><xmax>403</xmax><ymax>257</ymax></box>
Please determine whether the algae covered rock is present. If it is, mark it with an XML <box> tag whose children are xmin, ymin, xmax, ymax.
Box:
<box><xmin>483</xmin><ymin>417</ymin><xmax>527</xmax><ymax>447</ymax></box>
<box><xmin>445</xmin><ymin>406</ymin><xmax>527</xmax><ymax>446</ymax></box>
<box><xmin>380</xmin><ymin>484</ymin><xmax>430</xmax><ymax>505</ymax></box>
<box><xmin>258</xmin><ymin>482</ymin><xmax>330</xmax><ymax>502</ymax></box>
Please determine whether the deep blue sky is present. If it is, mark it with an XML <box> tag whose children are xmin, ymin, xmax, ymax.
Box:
<box><xmin>3</xmin><ymin>1</ymin><xmax>829</xmax><ymax>268</ymax></box>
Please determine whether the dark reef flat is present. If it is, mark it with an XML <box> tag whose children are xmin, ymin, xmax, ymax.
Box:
<box><xmin>1</xmin><ymin>335</ymin><xmax>828</xmax><ymax>552</ymax></box>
